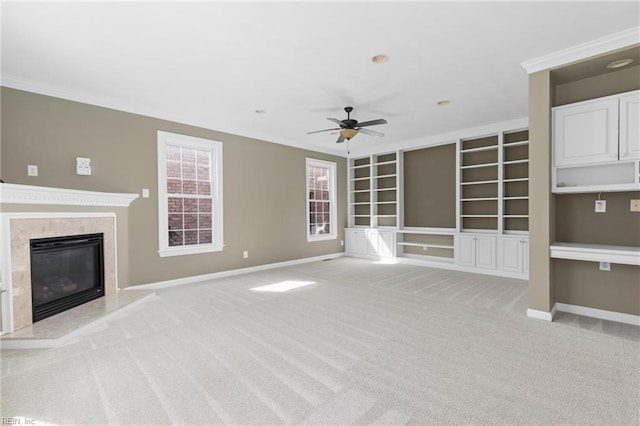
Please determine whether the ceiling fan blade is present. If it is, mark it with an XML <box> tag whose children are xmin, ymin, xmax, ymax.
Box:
<box><xmin>356</xmin><ymin>118</ymin><xmax>388</xmax><ymax>127</ymax></box>
<box><xmin>327</xmin><ymin>118</ymin><xmax>345</xmax><ymax>126</ymax></box>
<box><xmin>336</xmin><ymin>134</ymin><xmax>346</xmax><ymax>143</ymax></box>
<box><xmin>307</xmin><ymin>127</ymin><xmax>341</xmax><ymax>135</ymax></box>
<box><xmin>358</xmin><ymin>127</ymin><xmax>384</xmax><ymax>137</ymax></box>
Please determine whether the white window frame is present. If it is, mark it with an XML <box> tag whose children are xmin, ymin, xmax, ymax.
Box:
<box><xmin>306</xmin><ymin>158</ymin><xmax>337</xmax><ymax>242</ymax></box>
<box><xmin>157</xmin><ymin>131</ymin><xmax>223</xmax><ymax>257</ymax></box>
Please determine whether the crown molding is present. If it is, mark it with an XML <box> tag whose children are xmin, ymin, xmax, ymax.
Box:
<box><xmin>0</xmin><ymin>183</ymin><xmax>139</xmax><ymax>207</ymax></box>
<box><xmin>348</xmin><ymin>116</ymin><xmax>529</xmax><ymax>157</ymax></box>
<box><xmin>521</xmin><ymin>27</ymin><xmax>640</xmax><ymax>74</ymax></box>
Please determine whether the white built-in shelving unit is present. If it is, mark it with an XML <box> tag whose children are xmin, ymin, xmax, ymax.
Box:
<box><xmin>348</xmin><ymin>152</ymin><xmax>398</xmax><ymax>228</ymax></box>
<box><xmin>458</xmin><ymin>130</ymin><xmax>529</xmax><ymax>235</ymax></box>
<box><xmin>345</xmin><ymin>125</ymin><xmax>530</xmax><ymax>278</ymax></box>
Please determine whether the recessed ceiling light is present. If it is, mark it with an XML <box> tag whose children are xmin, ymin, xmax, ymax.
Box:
<box><xmin>437</xmin><ymin>100</ymin><xmax>451</xmax><ymax>106</ymax></box>
<box><xmin>372</xmin><ymin>54</ymin><xmax>388</xmax><ymax>64</ymax></box>
<box><xmin>255</xmin><ymin>109</ymin><xmax>267</xmax><ymax>114</ymax></box>
<box><xmin>606</xmin><ymin>58</ymin><xmax>634</xmax><ymax>69</ymax></box>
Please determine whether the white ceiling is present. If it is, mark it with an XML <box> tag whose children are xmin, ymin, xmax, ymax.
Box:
<box><xmin>2</xmin><ymin>2</ymin><xmax>639</xmax><ymax>157</ymax></box>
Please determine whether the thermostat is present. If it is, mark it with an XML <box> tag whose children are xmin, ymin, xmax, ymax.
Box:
<box><xmin>76</xmin><ymin>157</ymin><xmax>92</xmax><ymax>175</ymax></box>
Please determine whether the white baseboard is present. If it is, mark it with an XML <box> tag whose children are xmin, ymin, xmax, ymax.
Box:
<box><xmin>394</xmin><ymin>255</ymin><xmax>528</xmax><ymax>280</ymax></box>
<box><xmin>127</xmin><ymin>252</ymin><xmax>345</xmax><ymax>290</ymax></box>
<box><xmin>555</xmin><ymin>303</ymin><xmax>640</xmax><ymax>326</ymax></box>
<box><xmin>527</xmin><ymin>304</ymin><xmax>557</xmax><ymax>322</ymax></box>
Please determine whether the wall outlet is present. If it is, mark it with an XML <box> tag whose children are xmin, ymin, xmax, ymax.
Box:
<box><xmin>76</xmin><ymin>157</ymin><xmax>92</xmax><ymax>175</ymax></box>
<box><xmin>599</xmin><ymin>262</ymin><xmax>610</xmax><ymax>271</ymax></box>
<box><xmin>595</xmin><ymin>199</ymin><xmax>606</xmax><ymax>213</ymax></box>
<box><xmin>27</xmin><ymin>164</ymin><xmax>38</xmax><ymax>176</ymax></box>
<box><xmin>340</xmin><ymin>240</ymin><xmax>344</xmax><ymax>246</ymax></box>
<box><xmin>631</xmin><ymin>199</ymin><xmax>640</xmax><ymax>212</ymax></box>
<box><xmin>243</xmin><ymin>250</ymin><xmax>248</xmax><ymax>259</ymax></box>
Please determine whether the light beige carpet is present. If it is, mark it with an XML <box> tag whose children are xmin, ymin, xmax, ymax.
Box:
<box><xmin>1</xmin><ymin>257</ymin><xmax>638</xmax><ymax>425</ymax></box>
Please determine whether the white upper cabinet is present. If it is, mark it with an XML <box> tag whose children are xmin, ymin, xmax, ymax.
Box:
<box><xmin>553</xmin><ymin>97</ymin><xmax>619</xmax><ymax>166</ymax></box>
<box><xmin>619</xmin><ymin>92</ymin><xmax>640</xmax><ymax>161</ymax></box>
<box><xmin>552</xmin><ymin>90</ymin><xmax>640</xmax><ymax>193</ymax></box>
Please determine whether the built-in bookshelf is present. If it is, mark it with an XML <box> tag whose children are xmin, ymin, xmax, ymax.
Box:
<box><xmin>458</xmin><ymin>130</ymin><xmax>529</xmax><ymax>233</ymax></box>
<box><xmin>349</xmin><ymin>156</ymin><xmax>371</xmax><ymax>227</ymax></box>
<box><xmin>460</xmin><ymin>135</ymin><xmax>499</xmax><ymax>231</ymax></box>
<box><xmin>503</xmin><ymin>130</ymin><xmax>529</xmax><ymax>232</ymax></box>
<box><xmin>346</xmin><ymin>123</ymin><xmax>530</xmax><ymax>279</ymax></box>
<box><xmin>348</xmin><ymin>152</ymin><xmax>397</xmax><ymax>228</ymax></box>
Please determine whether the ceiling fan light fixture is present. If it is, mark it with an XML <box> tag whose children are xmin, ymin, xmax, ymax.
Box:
<box><xmin>606</xmin><ymin>58</ymin><xmax>634</xmax><ymax>69</ymax></box>
<box><xmin>340</xmin><ymin>128</ymin><xmax>358</xmax><ymax>140</ymax></box>
<box><xmin>372</xmin><ymin>54</ymin><xmax>389</xmax><ymax>64</ymax></box>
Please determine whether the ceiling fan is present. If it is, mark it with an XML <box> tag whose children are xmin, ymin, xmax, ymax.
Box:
<box><xmin>307</xmin><ymin>106</ymin><xmax>388</xmax><ymax>143</ymax></box>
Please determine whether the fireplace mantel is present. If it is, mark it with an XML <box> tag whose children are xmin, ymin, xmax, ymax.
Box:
<box><xmin>1</xmin><ymin>184</ymin><xmax>138</xmax><ymax>335</ymax></box>
<box><xmin>0</xmin><ymin>183</ymin><xmax>139</xmax><ymax>206</ymax></box>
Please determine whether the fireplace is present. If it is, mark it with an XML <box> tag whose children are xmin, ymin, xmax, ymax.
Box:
<box><xmin>30</xmin><ymin>233</ymin><xmax>105</xmax><ymax>322</ymax></box>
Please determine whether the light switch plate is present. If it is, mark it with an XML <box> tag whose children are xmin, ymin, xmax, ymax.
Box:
<box><xmin>595</xmin><ymin>200</ymin><xmax>606</xmax><ymax>213</ymax></box>
<box><xmin>631</xmin><ymin>199</ymin><xmax>640</xmax><ymax>212</ymax></box>
<box><xmin>76</xmin><ymin>157</ymin><xmax>91</xmax><ymax>175</ymax></box>
<box><xmin>142</xmin><ymin>188</ymin><xmax>150</xmax><ymax>198</ymax></box>
<box><xmin>27</xmin><ymin>165</ymin><xmax>38</xmax><ymax>176</ymax></box>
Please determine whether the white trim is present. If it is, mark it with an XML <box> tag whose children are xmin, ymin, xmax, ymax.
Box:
<box><xmin>157</xmin><ymin>131</ymin><xmax>224</xmax><ymax>256</ymax></box>
<box><xmin>521</xmin><ymin>27</ymin><xmax>640</xmax><ymax>74</ymax></box>
<box><xmin>397</xmin><ymin>227</ymin><xmax>456</xmax><ymax>235</ymax></box>
<box><xmin>556</xmin><ymin>303</ymin><xmax>640</xmax><ymax>327</ymax></box>
<box><xmin>0</xmin><ymin>212</ymin><xmax>118</xmax><ymax>335</ymax></box>
<box><xmin>550</xmin><ymin>242</ymin><xmax>640</xmax><ymax>266</ymax></box>
<box><xmin>527</xmin><ymin>305</ymin><xmax>557</xmax><ymax>322</ymax></box>
<box><xmin>306</xmin><ymin>158</ymin><xmax>338</xmax><ymax>242</ymax></box>
<box><xmin>349</xmin><ymin>117</ymin><xmax>528</xmax><ymax>158</ymax></box>
<box><xmin>128</xmin><ymin>252</ymin><xmax>345</xmax><ymax>290</ymax></box>
<box><xmin>0</xmin><ymin>183</ymin><xmax>139</xmax><ymax>206</ymax></box>
<box><xmin>0</xmin><ymin>292</ymin><xmax>156</xmax><ymax>349</ymax></box>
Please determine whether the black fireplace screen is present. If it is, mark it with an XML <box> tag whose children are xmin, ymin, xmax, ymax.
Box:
<box><xmin>30</xmin><ymin>233</ymin><xmax>105</xmax><ymax>322</ymax></box>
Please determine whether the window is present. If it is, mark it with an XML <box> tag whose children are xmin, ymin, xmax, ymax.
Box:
<box><xmin>157</xmin><ymin>131</ymin><xmax>223</xmax><ymax>257</ymax></box>
<box><xmin>306</xmin><ymin>158</ymin><xmax>337</xmax><ymax>241</ymax></box>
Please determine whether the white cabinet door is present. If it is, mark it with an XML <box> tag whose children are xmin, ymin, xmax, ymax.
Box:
<box><xmin>619</xmin><ymin>92</ymin><xmax>640</xmax><ymax>161</ymax></box>
<box><xmin>553</xmin><ymin>98</ymin><xmax>619</xmax><ymax>166</ymax></box>
<box><xmin>345</xmin><ymin>229</ymin><xmax>368</xmax><ymax>255</ymax></box>
<box><xmin>372</xmin><ymin>230</ymin><xmax>395</xmax><ymax>258</ymax></box>
<box><xmin>498</xmin><ymin>236</ymin><xmax>528</xmax><ymax>274</ymax></box>
<box><xmin>345</xmin><ymin>228</ymin><xmax>394</xmax><ymax>258</ymax></box>
<box><xmin>499</xmin><ymin>237</ymin><xmax>524</xmax><ymax>273</ymax></box>
<box><xmin>475</xmin><ymin>236</ymin><xmax>496</xmax><ymax>270</ymax></box>
<box><xmin>456</xmin><ymin>235</ymin><xmax>476</xmax><ymax>267</ymax></box>
<box><xmin>522</xmin><ymin>238</ymin><xmax>529</xmax><ymax>274</ymax></box>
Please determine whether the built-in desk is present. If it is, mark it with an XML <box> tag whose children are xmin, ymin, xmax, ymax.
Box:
<box><xmin>550</xmin><ymin>242</ymin><xmax>640</xmax><ymax>266</ymax></box>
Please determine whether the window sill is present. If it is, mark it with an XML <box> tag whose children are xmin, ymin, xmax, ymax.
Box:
<box><xmin>307</xmin><ymin>234</ymin><xmax>337</xmax><ymax>242</ymax></box>
<box><xmin>158</xmin><ymin>244</ymin><xmax>223</xmax><ymax>257</ymax></box>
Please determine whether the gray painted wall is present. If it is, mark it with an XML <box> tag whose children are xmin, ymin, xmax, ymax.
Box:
<box><xmin>403</xmin><ymin>143</ymin><xmax>456</xmax><ymax>229</ymax></box>
<box><xmin>528</xmin><ymin>70</ymin><xmax>556</xmax><ymax>313</ymax></box>
<box><xmin>1</xmin><ymin>88</ymin><xmax>347</xmax><ymax>286</ymax></box>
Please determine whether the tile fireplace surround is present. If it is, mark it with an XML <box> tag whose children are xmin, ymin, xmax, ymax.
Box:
<box><xmin>0</xmin><ymin>184</ymin><xmax>138</xmax><ymax>334</ymax></box>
